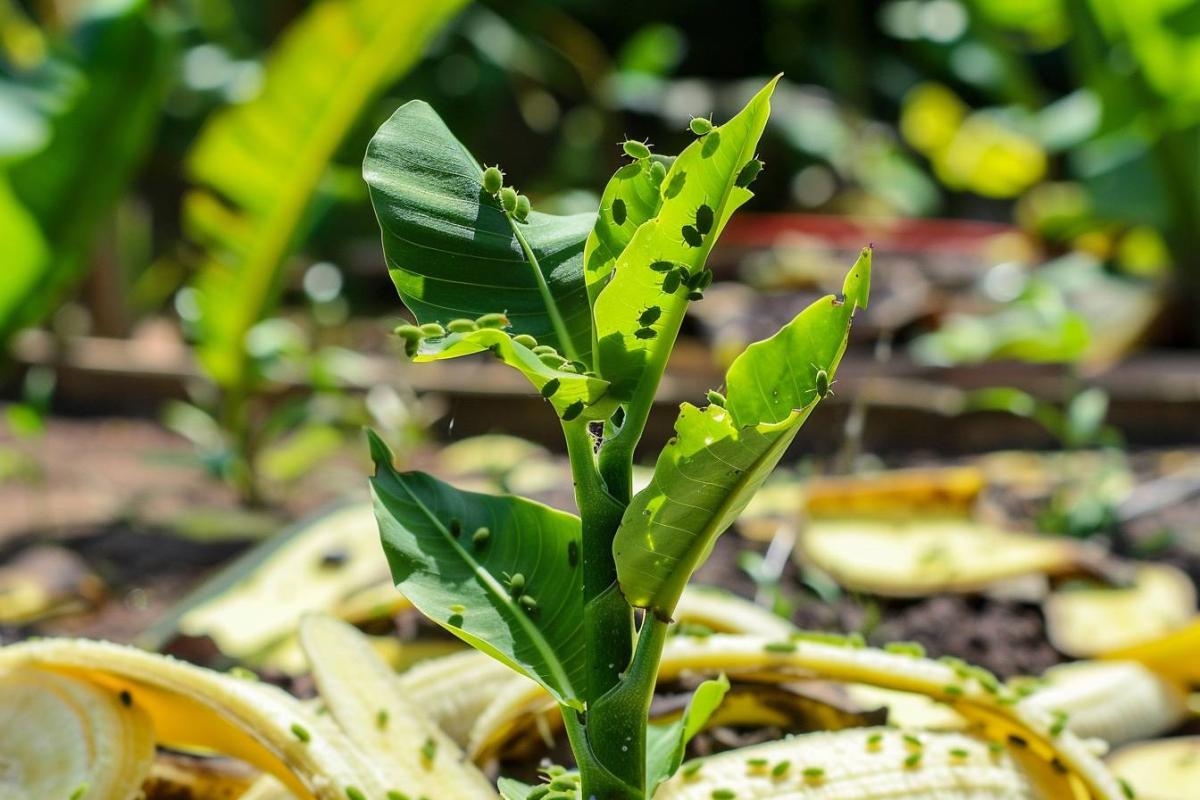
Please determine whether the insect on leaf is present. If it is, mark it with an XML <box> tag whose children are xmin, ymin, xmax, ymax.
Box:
<box><xmin>414</xmin><ymin>328</ymin><xmax>615</xmax><ymax>421</ymax></box>
<box><xmin>583</xmin><ymin>156</ymin><xmax>670</xmax><ymax>308</ymax></box>
<box><xmin>593</xmin><ymin>77</ymin><xmax>780</xmax><ymax>400</ymax></box>
<box><xmin>365</xmin><ymin>101</ymin><xmax>595</xmax><ymax>365</ymax></box>
<box><xmin>614</xmin><ymin>249</ymin><xmax>871</xmax><ymax>618</ymax></box>
<box><xmin>368</xmin><ymin>432</ymin><xmax>588</xmax><ymax>708</ymax></box>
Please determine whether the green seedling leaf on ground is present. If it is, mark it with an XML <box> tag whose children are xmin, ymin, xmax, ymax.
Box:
<box><xmin>645</xmin><ymin>675</ymin><xmax>730</xmax><ymax>794</ymax></box>
<box><xmin>365</xmin><ymin>100</ymin><xmax>596</xmax><ymax>365</ymax></box>
<box><xmin>614</xmin><ymin>249</ymin><xmax>870</xmax><ymax>619</ymax></box>
<box><xmin>368</xmin><ymin>431</ymin><xmax>587</xmax><ymax>708</ymax></box>
<box><xmin>593</xmin><ymin>77</ymin><xmax>779</xmax><ymax>400</ymax></box>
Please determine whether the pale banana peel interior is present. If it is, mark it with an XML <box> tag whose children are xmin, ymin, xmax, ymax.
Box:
<box><xmin>1044</xmin><ymin>563</ymin><xmax>1197</xmax><ymax>658</ymax></box>
<box><xmin>0</xmin><ymin>666</ymin><xmax>156</xmax><ymax>800</ymax></box>
<box><xmin>798</xmin><ymin>517</ymin><xmax>1087</xmax><ymax>596</ymax></box>
<box><xmin>655</xmin><ymin>727</ymin><xmax>1047</xmax><ymax>799</ymax></box>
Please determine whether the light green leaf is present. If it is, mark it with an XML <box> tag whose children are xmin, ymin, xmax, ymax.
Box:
<box><xmin>583</xmin><ymin>156</ymin><xmax>668</xmax><ymax>307</ymax></box>
<box><xmin>0</xmin><ymin>0</ymin><xmax>168</xmax><ymax>344</ymax></box>
<box><xmin>189</xmin><ymin>0</ymin><xmax>467</xmax><ymax>389</ymax></box>
<box><xmin>368</xmin><ymin>431</ymin><xmax>587</xmax><ymax>708</ymax></box>
<box><xmin>415</xmin><ymin>328</ymin><xmax>615</xmax><ymax>421</ymax></box>
<box><xmin>645</xmin><ymin>675</ymin><xmax>729</xmax><ymax>794</ymax></box>
<box><xmin>364</xmin><ymin>100</ymin><xmax>596</xmax><ymax>365</ymax></box>
<box><xmin>614</xmin><ymin>250</ymin><xmax>870</xmax><ymax>617</ymax></box>
<box><xmin>497</xmin><ymin>778</ymin><xmax>534</xmax><ymax>800</ymax></box>
<box><xmin>593</xmin><ymin>77</ymin><xmax>778</xmax><ymax>399</ymax></box>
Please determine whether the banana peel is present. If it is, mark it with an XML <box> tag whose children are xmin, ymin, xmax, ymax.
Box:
<box><xmin>1107</xmin><ymin>736</ymin><xmax>1200</xmax><ymax>800</ymax></box>
<box><xmin>1044</xmin><ymin>563</ymin><xmax>1196</xmax><ymax>658</ymax></box>
<box><xmin>0</xmin><ymin>666</ymin><xmax>155</xmax><ymax>799</ymax></box>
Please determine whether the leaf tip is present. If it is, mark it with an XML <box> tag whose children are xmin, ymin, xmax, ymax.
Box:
<box><xmin>364</xmin><ymin>427</ymin><xmax>394</xmax><ymax>475</ymax></box>
<box><xmin>843</xmin><ymin>245</ymin><xmax>872</xmax><ymax>311</ymax></box>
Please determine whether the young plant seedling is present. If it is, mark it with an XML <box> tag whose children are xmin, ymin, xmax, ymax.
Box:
<box><xmin>362</xmin><ymin>75</ymin><xmax>872</xmax><ymax>799</ymax></box>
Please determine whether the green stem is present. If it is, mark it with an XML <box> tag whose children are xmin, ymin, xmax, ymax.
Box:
<box><xmin>564</xmin><ymin>421</ymin><xmax>633</xmax><ymax>702</ymax></box>
<box><xmin>509</xmin><ymin>217</ymin><xmax>580</xmax><ymax>363</ymax></box>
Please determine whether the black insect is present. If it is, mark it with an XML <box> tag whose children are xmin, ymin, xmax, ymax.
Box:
<box><xmin>681</xmin><ymin>225</ymin><xmax>703</xmax><ymax>248</ymax></box>
<box><xmin>638</xmin><ymin>306</ymin><xmax>662</xmax><ymax>326</ymax></box>
<box><xmin>612</xmin><ymin>198</ymin><xmax>627</xmax><ymax>226</ymax></box>
<box><xmin>634</xmin><ymin>327</ymin><xmax>657</xmax><ymax>340</ymax></box>
<box><xmin>650</xmin><ymin>260</ymin><xmax>674</xmax><ymax>273</ymax></box>
<box><xmin>662</xmin><ymin>270</ymin><xmax>682</xmax><ymax>294</ymax></box>
<box><xmin>735</xmin><ymin>158</ymin><xmax>764</xmax><ymax>188</ymax></box>
<box><xmin>695</xmin><ymin>203</ymin><xmax>714</xmax><ymax>235</ymax></box>
<box><xmin>567</xmin><ymin>540</ymin><xmax>579</xmax><ymax>567</ymax></box>
<box><xmin>562</xmin><ymin>401</ymin><xmax>585</xmax><ymax>421</ymax></box>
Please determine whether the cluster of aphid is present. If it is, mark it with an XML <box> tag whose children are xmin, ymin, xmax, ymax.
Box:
<box><xmin>392</xmin><ymin>313</ymin><xmax>510</xmax><ymax>357</ymax></box>
<box><xmin>649</xmin><ymin>259</ymin><xmax>714</xmax><ymax>303</ymax></box>
<box><xmin>526</xmin><ymin>764</ymin><xmax>581</xmax><ymax>799</ymax></box>
<box><xmin>481</xmin><ymin>165</ymin><xmax>531</xmax><ymax>223</ymax></box>
<box><xmin>503</xmin><ymin>571</ymin><xmax>539</xmax><ymax>616</ymax></box>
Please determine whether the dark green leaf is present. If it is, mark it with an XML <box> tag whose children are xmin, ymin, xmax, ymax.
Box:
<box><xmin>365</xmin><ymin>100</ymin><xmax>595</xmax><ymax>365</ymax></box>
<box><xmin>369</xmin><ymin>432</ymin><xmax>587</xmax><ymax>707</ymax></box>
<box><xmin>614</xmin><ymin>251</ymin><xmax>870</xmax><ymax>617</ymax></box>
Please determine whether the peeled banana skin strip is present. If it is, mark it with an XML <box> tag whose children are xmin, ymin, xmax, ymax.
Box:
<box><xmin>1019</xmin><ymin>661</ymin><xmax>1188</xmax><ymax>748</ymax></box>
<box><xmin>0</xmin><ymin>666</ymin><xmax>156</xmax><ymax>800</ymax></box>
<box><xmin>655</xmin><ymin>727</ymin><xmax>1043</xmax><ymax>799</ymax></box>
<box><xmin>0</xmin><ymin>637</ymin><xmax>389</xmax><ymax>800</ymax></box>
<box><xmin>298</xmin><ymin>614</ymin><xmax>498</xmax><ymax>799</ymax></box>
<box><xmin>462</xmin><ymin>634</ymin><xmax>1124</xmax><ymax>799</ymax></box>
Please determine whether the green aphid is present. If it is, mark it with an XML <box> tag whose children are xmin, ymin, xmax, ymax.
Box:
<box><xmin>695</xmin><ymin>268</ymin><xmax>714</xmax><ymax>290</ymax></box>
<box><xmin>711</xmin><ymin>789</ymin><xmax>735</xmax><ymax>800</ymax></box>
<box><xmin>376</xmin><ymin>709</ymin><xmax>389</xmax><ymax>730</ymax></box>
<box><xmin>622</xmin><ymin>139</ymin><xmax>651</xmax><ymax>160</ymax></box>
<box><xmin>514</xmin><ymin>194</ymin><xmax>531</xmax><ymax>223</ymax></box>
<box><xmin>634</xmin><ymin>327</ymin><xmax>657</xmax><ymax>340</ymax></box>
<box><xmin>650</xmin><ymin>260</ymin><xmax>674</xmax><ymax>273</ymax></box>
<box><xmin>448</xmin><ymin>613</ymin><xmax>464</xmax><ymax>627</ymax></box>
<box><xmin>541</xmin><ymin>378</ymin><xmax>561</xmax><ymax>398</ymax></box>
<box><xmin>649</xmin><ymin>159</ymin><xmax>667</xmax><ymax>186</ymax></box>
<box><xmin>735</xmin><ymin>158</ymin><xmax>764</xmax><ymax>188</ymax></box>
<box><xmin>549</xmin><ymin>776</ymin><xmax>576</xmax><ymax>790</ymax></box>
<box><xmin>532</xmin><ymin>344</ymin><xmax>559</xmax><ymax>356</ymax></box>
<box><xmin>681</xmin><ymin>224</ymin><xmax>703</xmax><ymax>247</ymax></box>
<box><xmin>815</xmin><ymin>368</ymin><xmax>831</xmax><ymax>398</ymax></box>
<box><xmin>695</xmin><ymin>203</ymin><xmax>714</xmax><ymax>235</ymax></box>
<box><xmin>393</xmin><ymin>324</ymin><xmax>423</xmax><ymax>342</ymax></box>
<box><xmin>499</xmin><ymin>186</ymin><xmax>518</xmax><ymax>214</ymax></box>
<box><xmin>527</xmin><ymin>787</ymin><xmax>551</xmax><ymax>800</ymax></box>
<box><xmin>520</xmin><ymin>594</ymin><xmax>538</xmax><ymax>613</ymax></box>
<box><xmin>513</xmin><ymin>333</ymin><xmax>538</xmax><ymax>348</ymax></box>
<box><xmin>707</xmin><ymin>390</ymin><xmax>726</xmax><ymax>407</ymax></box>
<box><xmin>802</xmin><ymin>767</ymin><xmax>825</xmax><ymax>781</ymax></box>
<box><xmin>561</xmin><ymin>400</ymin><xmax>585</xmax><ymax>421</ymax></box>
<box><xmin>681</xmin><ymin>760</ymin><xmax>703</xmax><ymax>777</ymax></box>
<box><xmin>447</xmin><ymin>318</ymin><xmax>477</xmax><ymax>333</ymax></box>
<box><xmin>290</xmin><ymin>722</ymin><xmax>311</xmax><ymax>743</ymax></box>
<box><xmin>472</xmin><ymin>527</ymin><xmax>490</xmax><ymax>548</ymax></box>
<box><xmin>420</xmin><ymin>736</ymin><xmax>438</xmax><ymax>763</ymax></box>
<box><xmin>771</xmin><ymin>760</ymin><xmax>790</xmax><ymax>777</ymax></box>
<box><xmin>476</xmin><ymin>312</ymin><xmax>509</xmax><ymax>329</ymax></box>
<box><xmin>539</xmin><ymin>353</ymin><xmax>566</xmax><ymax>369</ymax></box>
<box><xmin>387</xmin><ymin>792</ymin><xmax>410</xmax><ymax>800</ymax></box>
<box><xmin>482</xmin><ymin>165</ymin><xmax>504</xmax><ymax>195</ymax></box>
<box><xmin>69</xmin><ymin>783</ymin><xmax>90</xmax><ymax>800</ymax></box>
<box><xmin>345</xmin><ymin>788</ymin><xmax>367</xmax><ymax>800</ymax></box>
<box><xmin>507</xmin><ymin>573</ymin><xmax>526</xmax><ymax>596</ymax></box>
<box><xmin>904</xmin><ymin>753</ymin><xmax>923</xmax><ymax>769</ymax></box>
<box><xmin>558</xmin><ymin>362</ymin><xmax>578</xmax><ymax>374</ymax></box>
<box><xmin>418</xmin><ymin>322</ymin><xmax>445</xmax><ymax>338</ymax></box>
<box><xmin>689</xmin><ymin>116</ymin><xmax>713</xmax><ymax>136</ymax></box>
<box><xmin>662</xmin><ymin>270</ymin><xmax>682</xmax><ymax>294</ymax></box>
<box><xmin>638</xmin><ymin>306</ymin><xmax>662</xmax><ymax>326</ymax></box>
<box><xmin>764</xmin><ymin>641</ymin><xmax>796</xmax><ymax>653</ymax></box>
<box><xmin>688</xmin><ymin>290</ymin><xmax>704</xmax><ymax>301</ymax></box>
<box><xmin>612</xmin><ymin>197</ymin><xmax>627</xmax><ymax>226</ymax></box>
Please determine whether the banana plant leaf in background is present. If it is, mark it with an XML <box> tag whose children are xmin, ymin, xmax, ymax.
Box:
<box><xmin>185</xmin><ymin>0</ymin><xmax>470</xmax><ymax>395</ymax></box>
<box><xmin>0</xmin><ymin>0</ymin><xmax>170</xmax><ymax>347</ymax></box>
